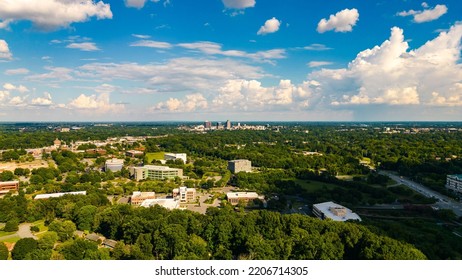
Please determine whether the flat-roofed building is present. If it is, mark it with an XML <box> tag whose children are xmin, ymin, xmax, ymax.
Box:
<box><xmin>446</xmin><ymin>174</ymin><xmax>462</xmax><ymax>194</ymax></box>
<box><xmin>172</xmin><ymin>186</ymin><xmax>196</xmax><ymax>203</ymax></box>
<box><xmin>132</xmin><ymin>165</ymin><xmax>183</xmax><ymax>181</ymax></box>
<box><xmin>130</xmin><ymin>191</ymin><xmax>156</xmax><ymax>206</ymax></box>
<box><xmin>105</xmin><ymin>158</ymin><xmax>124</xmax><ymax>172</ymax></box>
<box><xmin>312</xmin><ymin>201</ymin><xmax>361</xmax><ymax>222</ymax></box>
<box><xmin>34</xmin><ymin>191</ymin><xmax>86</xmax><ymax>200</ymax></box>
<box><xmin>228</xmin><ymin>159</ymin><xmax>251</xmax><ymax>173</ymax></box>
<box><xmin>140</xmin><ymin>198</ymin><xmax>180</xmax><ymax>210</ymax></box>
<box><xmin>126</xmin><ymin>150</ymin><xmax>144</xmax><ymax>157</ymax></box>
<box><xmin>164</xmin><ymin>153</ymin><xmax>187</xmax><ymax>163</ymax></box>
<box><xmin>0</xmin><ymin>180</ymin><xmax>19</xmax><ymax>195</ymax></box>
<box><xmin>226</xmin><ymin>192</ymin><xmax>263</xmax><ymax>205</ymax></box>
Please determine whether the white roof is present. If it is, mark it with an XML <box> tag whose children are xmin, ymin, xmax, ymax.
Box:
<box><xmin>131</xmin><ymin>191</ymin><xmax>155</xmax><ymax>198</ymax></box>
<box><xmin>140</xmin><ymin>165</ymin><xmax>180</xmax><ymax>171</ymax></box>
<box><xmin>34</xmin><ymin>191</ymin><xmax>87</xmax><ymax>200</ymax></box>
<box><xmin>313</xmin><ymin>201</ymin><xmax>361</xmax><ymax>222</ymax></box>
<box><xmin>0</xmin><ymin>180</ymin><xmax>19</xmax><ymax>186</ymax></box>
<box><xmin>226</xmin><ymin>192</ymin><xmax>259</xmax><ymax>199</ymax></box>
<box><xmin>140</xmin><ymin>198</ymin><xmax>179</xmax><ymax>210</ymax></box>
<box><xmin>105</xmin><ymin>158</ymin><xmax>124</xmax><ymax>165</ymax></box>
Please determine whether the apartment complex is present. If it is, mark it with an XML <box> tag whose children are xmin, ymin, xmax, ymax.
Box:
<box><xmin>312</xmin><ymin>201</ymin><xmax>361</xmax><ymax>222</ymax></box>
<box><xmin>173</xmin><ymin>186</ymin><xmax>196</xmax><ymax>203</ymax></box>
<box><xmin>131</xmin><ymin>165</ymin><xmax>183</xmax><ymax>181</ymax></box>
<box><xmin>227</xmin><ymin>159</ymin><xmax>252</xmax><ymax>173</ymax></box>
<box><xmin>130</xmin><ymin>191</ymin><xmax>156</xmax><ymax>206</ymax></box>
<box><xmin>446</xmin><ymin>174</ymin><xmax>462</xmax><ymax>194</ymax></box>
<box><xmin>0</xmin><ymin>180</ymin><xmax>19</xmax><ymax>195</ymax></box>
<box><xmin>226</xmin><ymin>192</ymin><xmax>263</xmax><ymax>205</ymax></box>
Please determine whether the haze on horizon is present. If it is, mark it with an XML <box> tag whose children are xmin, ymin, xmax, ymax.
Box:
<box><xmin>0</xmin><ymin>0</ymin><xmax>461</xmax><ymax>122</ymax></box>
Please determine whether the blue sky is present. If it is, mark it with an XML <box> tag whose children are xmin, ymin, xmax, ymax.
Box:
<box><xmin>0</xmin><ymin>0</ymin><xmax>461</xmax><ymax>121</ymax></box>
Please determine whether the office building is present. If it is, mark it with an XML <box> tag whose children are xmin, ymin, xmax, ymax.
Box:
<box><xmin>132</xmin><ymin>165</ymin><xmax>183</xmax><ymax>181</ymax></box>
<box><xmin>105</xmin><ymin>158</ymin><xmax>124</xmax><ymax>172</ymax></box>
<box><xmin>164</xmin><ymin>153</ymin><xmax>187</xmax><ymax>163</ymax></box>
<box><xmin>34</xmin><ymin>191</ymin><xmax>87</xmax><ymax>200</ymax></box>
<box><xmin>228</xmin><ymin>159</ymin><xmax>252</xmax><ymax>173</ymax></box>
<box><xmin>226</xmin><ymin>192</ymin><xmax>263</xmax><ymax>205</ymax></box>
<box><xmin>312</xmin><ymin>201</ymin><xmax>361</xmax><ymax>222</ymax></box>
<box><xmin>0</xmin><ymin>181</ymin><xmax>19</xmax><ymax>195</ymax></box>
<box><xmin>173</xmin><ymin>186</ymin><xmax>196</xmax><ymax>203</ymax></box>
<box><xmin>225</xmin><ymin>120</ymin><xmax>231</xmax><ymax>130</ymax></box>
<box><xmin>130</xmin><ymin>191</ymin><xmax>156</xmax><ymax>206</ymax></box>
<box><xmin>446</xmin><ymin>174</ymin><xmax>462</xmax><ymax>194</ymax></box>
<box><xmin>204</xmin><ymin>121</ymin><xmax>212</xmax><ymax>130</ymax></box>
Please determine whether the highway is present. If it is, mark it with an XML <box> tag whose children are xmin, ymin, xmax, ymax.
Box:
<box><xmin>379</xmin><ymin>170</ymin><xmax>462</xmax><ymax>217</ymax></box>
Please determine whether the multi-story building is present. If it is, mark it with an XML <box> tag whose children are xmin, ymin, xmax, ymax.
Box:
<box><xmin>172</xmin><ymin>186</ymin><xmax>196</xmax><ymax>203</ymax></box>
<box><xmin>312</xmin><ymin>201</ymin><xmax>361</xmax><ymax>222</ymax></box>
<box><xmin>228</xmin><ymin>159</ymin><xmax>252</xmax><ymax>173</ymax></box>
<box><xmin>0</xmin><ymin>181</ymin><xmax>19</xmax><ymax>195</ymax></box>
<box><xmin>446</xmin><ymin>174</ymin><xmax>462</xmax><ymax>194</ymax></box>
<box><xmin>126</xmin><ymin>150</ymin><xmax>144</xmax><ymax>157</ymax></box>
<box><xmin>164</xmin><ymin>153</ymin><xmax>187</xmax><ymax>163</ymax></box>
<box><xmin>132</xmin><ymin>165</ymin><xmax>183</xmax><ymax>181</ymax></box>
<box><xmin>225</xmin><ymin>120</ymin><xmax>231</xmax><ymax>130</ymax></box>
<box><xmin>226</xmin><ymin>192</ymin><xmax>263</xmax><ymax>205</ymax></box>
<box><xmin>204</xmin><ymin>120</ymin><xmax>212</xmax><ymax>130</ymax></box>
<box><xmin>105</xmin><ymin>158</ymin><xmax>124</xmax><ymax>172</ymax></box>
<box><xmin>130</xmin><ymin>191</ymin><xmax>156</xmax><ymax>206</ymax></box>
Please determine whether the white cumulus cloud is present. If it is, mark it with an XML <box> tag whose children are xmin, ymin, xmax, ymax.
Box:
<box><xmin>257</xmin><ymin>17</ymin><xmax>281</xmax><ymax>35</ymax></box>
<box><xmin>0</xmin><ymin>0</ymin><xmax>112</xmax><ymax>31</ymax></box>
<box><xmin>154</xmin><ymin>93</ymin><xmax>208</xmax><ymax>112</ymax></box>
<box><xmin>66</xmin><ymin>42</ymin><xmax>100</xmax><ymax>51</ymax></box>
<box><xmin>307</xmin><ymin>23</ymin><xmax>462</xmax><ymax>108</ymax></box>
<box><xmin>3</xmin><ymin>83</ymin><xmax>29</xmax><ymax>93</ymax></box>
<box><xmin>0</xmin><ymin>39</ymin><xmax>12</xmax><ymax>60</ymax></box>
<box><xmin>130</xmin><ymin>40</ymin><xmax>173</xmax><ymax>49</ymax></box>
<box><xmin>68</xmin><ymin>92</ymin><xmax>124</xmax><ymax>112</ymax></box>
<box><xmin>31</xmin><ymin>92</ymin><xmax>53</xmax><ymax>106</ymax></box>
<box><xmin>317</xmin><ymin>8</ymin><xmax>359</xmax><ymax>33</ymax></box>
<box><xmin>398</xmin><ymin>3</ymin><xmax>447</xmax><ymax>23</ymax></box>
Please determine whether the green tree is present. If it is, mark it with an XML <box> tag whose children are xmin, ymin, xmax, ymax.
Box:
<box><xmin>3</xmin><ymin>218</ymin><xmax>19</xmax><ymax>232</ymax></box>
<box><xmin>75</xmin><ymin>205</ymin><xmax>97</xmax><ymax>231</ymax></box>
<box><xmin>48</xmin><ymin>220</ymin><xmax>77</xmax><ymax>242</ymax></box>
<box><xmin>11</xmin><ymin>238</ymin><xmax>38</xmax><ymax>260</ymax></box>
<box><xmin>0</xmin><ymin>242</ymin><xmax>9</xmax><ymax>260</ymax></box>
<box><xmin>38</xmin><ymin>231</ymin><xmax>59</xmax><ymax>250</ymax></box>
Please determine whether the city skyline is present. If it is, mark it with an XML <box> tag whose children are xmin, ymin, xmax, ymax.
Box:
<box><xmin>0</xmin><ymin>0</ymin><xmax>461</xmax><ymax>121</ymax></box>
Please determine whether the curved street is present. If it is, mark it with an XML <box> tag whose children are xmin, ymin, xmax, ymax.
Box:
<box><xmin>379</xmin><ymin>170</ymin><xmax>462</xmax><ymax>217</ymax></box>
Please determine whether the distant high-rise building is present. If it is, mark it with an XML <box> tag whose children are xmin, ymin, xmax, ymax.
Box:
<box><xmin>226</xmin><ymin>120</ymin><xmax>231</xmax><ymax>130</ymax></box>
<box><xmin>204</xmin><ymin>120</ymin><xmax>212</xmax><ymax>129</ymax></box>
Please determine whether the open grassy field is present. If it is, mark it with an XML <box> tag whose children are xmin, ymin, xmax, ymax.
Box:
<box><xmin>145</xmin><ymin>152</ymin><xmax>165</xmax><ymax>163</ymax></box>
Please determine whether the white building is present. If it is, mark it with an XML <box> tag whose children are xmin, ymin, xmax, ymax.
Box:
<box><xmin>164</xmin><ymin>153</ymin><xmax>187</xmax><ymax>163</ymax></box>
<box><xmin>34</xmin><ymin>191</ymin><xmax>87</xmax><ymax>200</ymax></box>
<box><xmin>105</xmin><ymin>158</ymin><xmax>124</xmax><ymax>172</ymax></box>
<box><xmin>228</xmin><ymin>159</ymin><xmax>252</xmax><ymax>173</ymax></box>
<box><xmin>140</xmin><ymin>198</ymin><xmax>180</xmax><ymax>210</ymax></box>
<box><xmin>312</xmin><ymin>201</ymin><xmax>361</xmax><ymax>222</ymax></box>
<box><xmin>446</xmin><ymin>174</ymin><xmax>462</xmax><ymax>194</ymax></box>
<box><xmin>131</xmin><ymin>165</ymin><xmax>183</xmax><ymax>181</ymax></box>
<box><xmin>172</xmin><ymin>186</ymin><xmax>196</xmax><ymax>203</ymax></box>
<box><xmin>226</xmin><ymin>192</ymin><xmax>263</xmax><ymax>205</ymax></box>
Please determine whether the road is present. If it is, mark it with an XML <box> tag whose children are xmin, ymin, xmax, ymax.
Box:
<box><xmin>379</xmin><ymin>170</ymin><xmax>462</xmax><ymax>217</ymax></box>
<box><xmin>0</xmin><ymin>223</ymin><xmax>37</xmax><ymax>242</ymax></box>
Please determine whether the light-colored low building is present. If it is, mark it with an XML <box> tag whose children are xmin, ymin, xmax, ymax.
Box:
<box><xmin>140</xmin><ymin>198</ymin><xmax>180</xmax><ymax>210</ymax></box>
<box><xmin>312</xmin><ymin>201</ymin><xmax>361</xmax><ymax>222</ymax></box>
<box><xmin>172</xmin><ymin>186</ymin><xmax>196</xmax><ymax>203</ymax></box>
<box><xmin>226</xmin><ymin>192</ymin><xmax>263</xmax><ymax>205</ymax></box>
<box><xmin>130</xmin><ymin>191</ymin><xmax>156</xmax><ymax>206</ymax></box>
<box><xmin>105</xmin><ymin>158</ymin><xmax>124</xmax><ymax>172</ymax></box>
<box><xmin>0</xmin><ymin>180</ymin><xmax>19</xmax><ymax>195</ymax></box>
<box><xmin>164</xmin><ymin>153</ymin><xmax>187</xmax><ymax>163</ymax></box>
<box><xmin>126</xmin><ymin>150</ymin><xmax>144</xmax><ymax>157</ymax></box>
<box><xmin>446</xmin><ymin>174</ymin><xmax>462</xmax><ymax>194</ymax></box>
<box><xmin>34</xmin><ymin>191</ymin><xmax>87</xmax><ymax>200</ymax></box>
<box><xmin>228</xmin><ymin>159</ymin><xmax>251</xmax><ymax>173</ymax></box>
<box><xmin>132</xmin><ymin>165</ymin><xmax>183</xmax><ymax>181</ymax></box>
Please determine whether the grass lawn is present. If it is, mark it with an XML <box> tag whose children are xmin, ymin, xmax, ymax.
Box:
<box><xmin>31</xmin><ymin>220</ymin><xmax>48</xmax><ymax>232</ymax></box>
<box><xmin>145</xmin><ymin>152</ymin><xmax>165</xmax><ymax>163</ymax></box>
<box><xmin>296</xmin><ymin>179</ymin><xmax>339</xmax><ymax>193</ymax></box>
<box><xmin>0</xmin><ymin>231</ymin><xmax>16</xmax><ymax>237</ymax></box>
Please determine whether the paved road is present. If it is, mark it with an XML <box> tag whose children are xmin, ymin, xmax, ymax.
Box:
<box><xmin>379</xmin><ymin>170</ymin><xmax>462</xmax><ymax>217</ymax></box>
<box><xmin>0</xmin><ymin>223</ymin><xmax>37</xmax><ymax>242</ymax></box>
